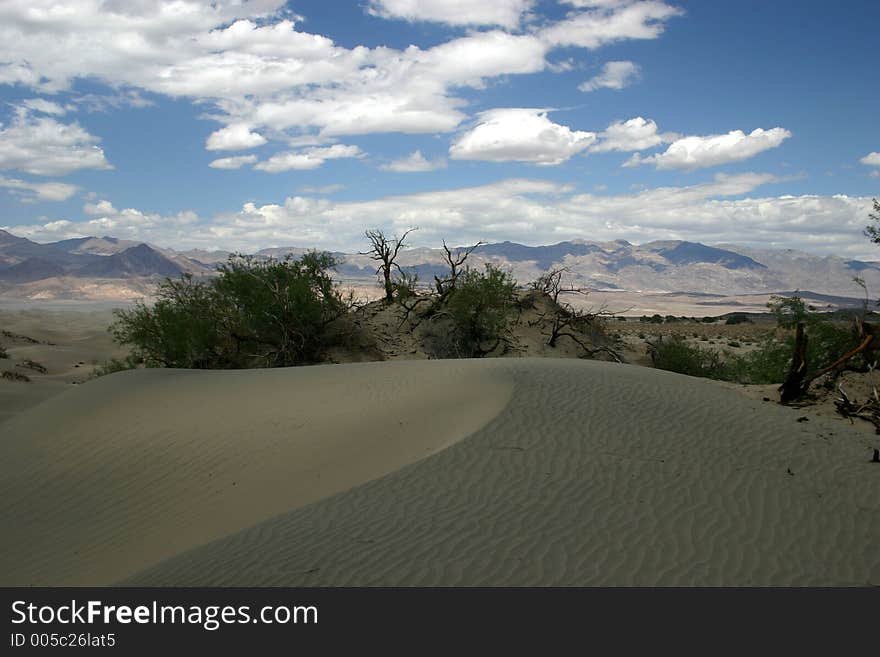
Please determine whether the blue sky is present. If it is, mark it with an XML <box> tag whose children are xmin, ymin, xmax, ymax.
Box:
<box><xmin>0</xmin><ymin>0</ymin><xmax>877</xmax><ymax>256</ymax></box>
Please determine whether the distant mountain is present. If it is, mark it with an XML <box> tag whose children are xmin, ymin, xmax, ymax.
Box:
<box><xmin>1</xmin><ymin>229</ymin><xmax>879</xmax><ymax>301</ymax></box>
<box><xmin>48</xmin><ymin>235</ymin><xmax>141</xmax><ymax>256</ymax></box>
<box><xmin>1</xmin><ymin>257</ymin><xmax>67</xmax><ymax>283</ymax></box>
<box><xmin>0</xmin><ymin>231</ymin><xmax>209</xmax><ymax>295</ymax></box>
<box><xmin>473</xmin><ymin>241</ymin><xmax>600</xmax><ymax>269</ymax></box>
<box><xmin>646</xmin><ymin>241</ymin><xmax>766</xmax><ymax>270</ymax></box>
<box><xmin>76</xmin><ymin>244</ymin><xmax>188</xmax><ymax>278</ymax></box>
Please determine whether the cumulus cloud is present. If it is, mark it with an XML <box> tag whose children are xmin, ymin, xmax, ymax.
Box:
<box><xmin>7</xmin><ymin>175</ymin><xmax>874</xmax><ymax>258</ymax></box>
<box><xmin>0</xmin><ymin>109</ymin><xmax>112</xmax><ymax>176</ymax></box>
<box><xmin>860</xmin><ymin>152</ymin><xmax>880</xmax><ymax>167</ymax></box>
<box><xmin>380</xmin><ymin>150</ymin><xmax>446</xmax><ymax>172</ymax></box>
<box><xmin>205</xmin><ymin>124</ymin><xmax>267</xmax><ymax>151</ymax></box>
<box><xmin>0</xmin><ymin>1</ymin><xmax>683</xmax><ymax>151</ymax></box>
<box><xmin>591</xmin><ymin>117</ymin><xmax>677</xmax><ymax>153</ymax></box>
<box><xmin>253</xmin><ymin>144</ymin><xmax>363</xmax><ymax>172</ymax></box>
<box><xmin>366</xmin><ymin>0</ymin><xmax>534</xmax><ymax>28</ymax></box>
<box><xmin>209</xmin><ymin>154</ymin><xmax>258</xmax><ymax>170</ymax></box>
<box><xmin>579</xmin><ymin>60</ymin><xmax>641</xmax><ymax>92</ymax></box>
<box><xmin>0</xmin><ymin>175</ymin><xmax>79</xmax><ymax>202</ymax></box>
<box><xmin>625</xmin><ymin>127</ymin><xmax>791</xmax><ymax>170</ymax></box>
<box><xmin>450</xmin><ymin>109</ymin><xmax>596</xmax><ymax>166</ymax></box>
<box><xmin>83</xmin><ymin>199</ymin><xmax>118</xmax><ymax>215</ymax></box>
<box><xmin>10</xmin><ymin>205</ymin><xmax>201</xmax><ymax>244</ymax></box>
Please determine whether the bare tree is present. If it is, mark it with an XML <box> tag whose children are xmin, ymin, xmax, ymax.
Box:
<box><xmin>361</xmin><ymin>228</ymin><xmax>417</xmax><ymax>303</ymax></box>
<box><xmin>530</xmin><ymin>267</ymin><xmax>622</xmax><ymax>361</ymax></box>
<box><xmin>433</xmin><ymin>240</ymin><xmax>485</xmax><ymax>302</ymax></box>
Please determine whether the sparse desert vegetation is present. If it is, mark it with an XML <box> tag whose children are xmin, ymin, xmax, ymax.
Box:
<box><xmin>106</xmin><ymin>235</ymin><xmax>621</xmax><ymax>373</ymax></box>
<box><xmin>2</xmin><ymin>370</ymin><xmax>30</xmax><ymax>383</ymax></box>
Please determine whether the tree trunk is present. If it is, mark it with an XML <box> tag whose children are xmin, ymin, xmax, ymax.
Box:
<box><xmin>383</xmin><ymin>266</ymin><xmax>393</xmax><ymax>303</ymax></box>
<box><xmin>779</xmin><ymin>322</ymin><xmax>808</xmax><ymax>403</ymax></box>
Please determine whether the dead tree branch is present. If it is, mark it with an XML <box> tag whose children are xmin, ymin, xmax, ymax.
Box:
<box><xmin>360</xmin><ymin>227</ymin><xmax>417</xmax><ymax>303</ymax></box>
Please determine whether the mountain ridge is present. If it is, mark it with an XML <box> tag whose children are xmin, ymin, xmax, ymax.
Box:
<box><xmin>0</xmin><ymin>229</ymin><xmax>878</xmax><ymax>300</ymax></box>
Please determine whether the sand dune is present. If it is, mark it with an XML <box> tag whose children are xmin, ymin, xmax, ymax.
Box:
<box><xmin>0</xmin><ymin>307</ymin><xmax>126</xmax><ymax>423</ymax></box>
<box><xmin>1</xmin><ymin>358</ymin><xmax>878</xmax><ymax>586</ymax></box>
<box><xmin>0</xmin><ymin>360</ymin><xmax>513</xmax><ymax>585</ymax></box>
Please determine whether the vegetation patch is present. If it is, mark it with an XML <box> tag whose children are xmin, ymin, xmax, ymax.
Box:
<box><xmin>2</xmin><ymin>370</ymin><xmax>30</xmax><ymax>383</ymax></box>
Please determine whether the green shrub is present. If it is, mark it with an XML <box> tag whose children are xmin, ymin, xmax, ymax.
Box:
<box><xmin>440</xmin><ymin>264</ymin><xmax>517</xmax><ymax>357</ymax></box>
<box><xmin>725</xmin><ymin>313</ymin><xmax>753</xmax><ymax>325</ymax></box>
<box><xmin>392</xmin><ymin>270</ymin><xmax>420</xmax><ymax>302</ymax></box>
<box><xmin>89</xmin><ymin>354</ymin><xmax>149</xmax><ymax>379</ymax></box>
<box><xmin>110</xmin><ymin>252</ymin><xmax>351</xmax><ymax>369</ymax></box>
<box><xmin>650</xmin><ymin>337</ymin><xmax>727</xmax><ymax>379</ymax></box>
<box><xmin>723</xmin><ymin>339</ymin><xmax>791</xmax><ymax>384</ymax></box>
<box><xmin>768</xmin><ymin>294</ymin><xmax>863</xmax><ymax>377</ymax></box>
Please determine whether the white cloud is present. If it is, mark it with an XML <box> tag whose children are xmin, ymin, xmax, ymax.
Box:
<box><xmin>20</xmin><ymin>98</ymin><xmax>68</xmax><ymax>116</ymax></box>
<box><xmin>83</xmin><ymin>200</ymin><xmax>118</xmax><ymax>215</ymax></box>
<box><xmin>0</xmin><ymin>109</ymin><xmax>112</xmax><ymax>176</ymax></box>
<box><xmin>8</xmin><ymin>174</ymin><xmax>874</xmax><ymax>259</ymax></box>
<box><xmin>72</xmin><ymin>89</ymin><xmax>155</xmax><ymax>113</ymax></box>
<box><xmin>253</xmin><ymin>144</ymin><xmax>363</xmax><ymax>172</ymax></box>
<box><xmin>450</xmin><ymin>109</ymin><xmax>596</xmax><ymax>166</ymax></box>
<box><xmin>298</xmin><ymin>184</ymin><xmax>345</xmax><ymax>194</ymax></box>
<box><xmin>591</xmin><ymin>116</ymin><xmax>677</xmax><ymax>153</ymax></box>
<box><xmin>626</xmin><ymin>127</ymin><xmax>791</xmax><ymax>170</ymax></box>
<box><xmin>0</xmin><ymin>175</ymin><xmax>79</xmax><ymax>202</ymax></box>
<box><xmin>860</xmin><ymin>152</ymin><xmax>880</xmax><ymax>167</ymax></box>
<box><xmin>0</xmin><ymin>1</ymin><xmax>683</xmax><ymax>150</ymax></box>
<box><xmin>579</xmin><ymin>60</ymin><xmax>641</xmax><ymax>91</ymax></box>
<box><xmin>380</xmin><ymin>150</ymin><xmax>446</xmax><ymax>172</ymax></box>
<box><xmin>209</xmin><ymin>154</ymin><xmax>258</xmax><ymax>170</ymax></box>
<box><xmin>366</xmin><ymin>0</ymin><xmax>534</xmax><ymax>28</ymax></box>
<box><xmin>205</xmin><ymin>124</ymin><xmax>267</xmax><ymax>151</ymax></box>
<box><xmin>540</xmin><ymin>1</ymin><xmax>683</xmax><ymax>49</ymax></box>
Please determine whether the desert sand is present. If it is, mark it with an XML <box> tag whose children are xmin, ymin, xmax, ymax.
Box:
<box><xmin>0</xmin><ymin>306</ymin><xmax>127</xmax><ymax>423</ymax></box>
<box><xmin>1</xmin><ymin>357</ymin><xmax>878</xmax><ymax>586</ymax></box>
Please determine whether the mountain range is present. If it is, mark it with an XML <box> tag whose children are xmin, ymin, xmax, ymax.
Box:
<box><xmin>1</xmin><ymin>228</ymin><xmax>878</xmax><ymax>303</ymax></box>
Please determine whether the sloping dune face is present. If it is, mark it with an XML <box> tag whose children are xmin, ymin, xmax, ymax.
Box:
<box><xmin>0</xmin><ymin>360</ymin><xmax>514</xmax><ymax>586</ymax></box>
<box><xmin>123</xmin><ymin>359</ymin><xmax>880</xmax><ymax>587</ymax></box>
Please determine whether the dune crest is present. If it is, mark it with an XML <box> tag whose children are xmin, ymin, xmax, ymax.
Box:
<box><xmin>0</xmin><ymin>360</ymin><xmax>513</xmax><ymax>585</ymax></box>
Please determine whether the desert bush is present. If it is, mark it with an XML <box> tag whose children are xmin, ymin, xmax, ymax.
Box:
<box><xmin>89</xmin><ymin>354</ymin><xmax>149</xmax><ymax>379</ymax></box>
<box><xmin>17</xmin><ymin>359</ymin><xmax>47</xmax><ymax>374</ymax></box>
<box><xmin>437</xmin><ymin>264</ymin><xmax>517</xmax><ymax>357</ymax></box>
<box><xmin>723</xmin><ymin>339</ymin><xmax>791</xmax><ymax>384</ymax></box>
<box><xmin>649</xmin><ymin>336</ymin><xmax>727</xmax><ymax>379</ymax></box>
<box><xmin>2</xmin><ymin>370</ymin><xmax>30</xmax><ymax>383</ymax></box>
<box><xmin>110</xmin><ymin>252</ymin><xmax>352</xmax><ymax>368</ymax></box>
<box><xmin>0</xmin><ymin>344</ymin><xmax>7</xmax><ymax>359</ymax></box>
<box><xmin>725</xmin><ymin>313</ymin><xmax>753</xmax><ymax>325</ymax></box>
<box><xmin>391</xmin><ymin>270</ymin><xmax>421</xmax><ymax>302</ymax></box>
<box><xmin>768</xmin><ymin>294</ymin><xmax>863</xmax><ymax>377</ymax></box>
